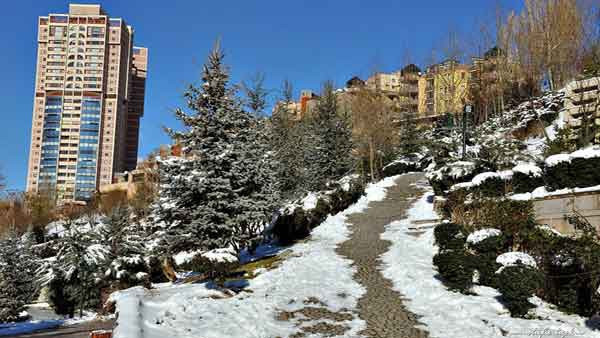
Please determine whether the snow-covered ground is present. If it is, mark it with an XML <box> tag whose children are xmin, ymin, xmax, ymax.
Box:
<box><xmin>109</xmin><ymin>176</ymin><xmax>402</xmax><ymax>338</ymax></box>
<box><xmin>380</xmin><ymin>188</ymin><xmax>600</xmax><ymax>338</ymax></box>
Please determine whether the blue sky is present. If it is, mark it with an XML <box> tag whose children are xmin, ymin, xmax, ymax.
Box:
<box><xmin>1</xmin><ymin>0</ymin><xmax>522</xmax><ymax>190</ymax></box>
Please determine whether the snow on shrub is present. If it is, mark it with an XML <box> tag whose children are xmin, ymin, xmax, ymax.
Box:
<box><xmin>271</xmin><ymin>177</ymin><xmax>365</xmax><ymax>244</ymax></box>
<box><xmin>466</xmin><ymin>229</ymin><xmax>506</xmax><ymax>288</ymax></box>
<box><xmin>466</xmin><ymin>228</ymin><xmax>502</xmax><ymax>245</ymax></box>
<box><xmin>512</xmin><ymin>163</ymin><xmax>544</xmax><ymax>194</ymax></box>
<box><xmin>544</xmin><ymin>146</ymin><xmax>600</xmax><ymax>191</ymax></box>
<box><xmin>495</xmin><ymin>252</ymin><xmax>537</xmax><ymax>274</ymax></box>
<box><xmin>177</xmin><ymin>247</ymin><xmax>240</xmax><ymax>281</ymax></box>
<box><xmin>497</xmin><ymin>264</ymin><xmax>543</xmax><ymax>318</ymax></box>
<box><xmin>382</xmin><ymin>153</ymin><xmax>428</xmax><ymax>177</ymax></box>
<box><xmin>427</xmin><ymin>161</ymin><xmax>478</xmax><ymax>195</ymax></box>
<box><xmin>449</xmin><ymin>171</ymin><xmax>513</xmax><ymax>197</ymax></box>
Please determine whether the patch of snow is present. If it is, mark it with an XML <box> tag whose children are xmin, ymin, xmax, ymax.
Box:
<box><xmin>381</xmin><ymin>188</ymin><xmax>598</xmax><ymax>338</ymax></box>
<box><xmin>110</xmin><ymin>174</ymin><xmax>407</xmax><ymax>338</ymax></box>
<box><xmin>496</xmin><ymin>252</ymin><xmax>537</xmax><ymax>274</ymax></box>
<box><xmin>466</xmin><ymin>229</ymin><xmax>502</xmax><ymax>245</ymax></box>
<box><xmin>201</xmin><ymin>248</ymin><xmax>238</xmax><ymax>263</ymax></box>
<box><xmin>545</xmin><ymin>146</ymin><xmax>600</xmax><ymax>167</ymax></box>
<box><xmin>450</xmin><ymin>170</ymin><xmax>512</xmax><ymax>191</ymax></box>
<box><xmin>173</xmin><ymin>250</ymin><xmax>202</xmax><ymax>266</ymax></box>
<box><xmin>510</xmin><ymin>185</ymin><xmax>600</xmax><ymax>201</ymax></box>
<box><xmin>512</xmin><ymin>163</ymin><xmax>542</xmax><ymax>177</ymax></box>
<box><xmin>300</xmin><ymin>192</ymin><xmax>319</xmax><ymax>211</ymax></box>
<box><xmin>545</xmin><ymin>153</ymin><xmax>571</xmax><ymax>166</ymax></box>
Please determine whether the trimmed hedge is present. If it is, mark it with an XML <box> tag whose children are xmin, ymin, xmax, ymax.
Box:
<box><xmin>523</xmin><ymin>222</ymin><xmax>600</xmax><ymax>316</ymax></box>
<box><xmin>497</xmin><ymin>264</ymin><xmax>543</xmax><ymax>318</ymax></box>
<box><xmin>271</xmin><ymin>179</ymin><xmax>365</xmax><ymax>244</ymax></box>
<box><xmin>544</xmin><ymin>157</ymin><xmax>600</xmax><ymax>191</ymax></box>
<box><xmin>434</xmin><ymin>222</ymin><xmax>467</xmax><ymax>251</ymax></box>
<box><xmin>178</xmin><ymin>254</ymin><xmax>240</xmax><ymax>281</ymax></box>
<box><xmin>433</xmin><ymin>249</ymin><xmax>475</xmax><ymax>293</ymax></box>
<box><xmin>512</xmin><ymin>172</ymin><xmax>544</xmax><ymax>194</ymax></box>
<box><xmin>472</xmin><ymin>176</ymin><xmax>510</xmax><ymax>197</ymax></box>
<box><xmin>468</xmin><ymin>234</ymin><xmax>508</xmax><ymax>288</ymax></box>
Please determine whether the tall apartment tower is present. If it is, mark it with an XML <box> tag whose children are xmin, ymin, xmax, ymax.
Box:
<box><xmin>26</xmin><ymin>4</ymin><xmax>148</xmax><ymax>203</ymax></box>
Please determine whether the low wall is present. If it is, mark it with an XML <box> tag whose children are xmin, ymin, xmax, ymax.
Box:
<box><xmin>533</xmin><ymin>191</ymin><xmax>600</xmax><ymax>234</ymax></box>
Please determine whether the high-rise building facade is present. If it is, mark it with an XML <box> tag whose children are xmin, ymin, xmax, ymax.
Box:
<box><xmin>26</xmin><ymin>4</ymin><xmax>147</xmax><ymax>203</ymax></box>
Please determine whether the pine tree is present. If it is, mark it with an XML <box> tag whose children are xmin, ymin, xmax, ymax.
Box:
<box><xmin>398</xmin><ymin>110</ymin><xmax>420</xmax><ymax>155</ymax></box>
<box><xmin>0</xmin><ymin>235</ymin><xmax>28</xmax><ymax>323</ymax></box>
<box><xmin>271</xmin><ymin>80</ymin><xmax>305</xmax><ymax>196</ymax></box>
<box><xmin>39</xmin><ymin>221</ymin><xmax>108</xmax><ymax>317</ymax></box>
<box><xmin>99</xmin><ymin>206</ymin><xmax>149</xmax><ymax>286</ymax></box>
<box><xmin>154</xmin><ymin>41</ymin><xmax>278</xmax><ymax>255</ymax></box>
<box><xmin>306</xmin><ymin>81</ymin><xmax>354</xmax><ymax>190</ymax></box>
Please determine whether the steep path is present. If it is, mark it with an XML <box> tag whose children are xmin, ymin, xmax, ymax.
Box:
<box><xmin>337</xmin><ymin>173</ymin><xmax>429</xmax><ymax>338</ymax></box>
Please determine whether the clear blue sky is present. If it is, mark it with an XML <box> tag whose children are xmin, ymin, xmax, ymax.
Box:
<box><xmin>1</xmin><ymin>0</ymin><xmax>522</xmax><ymax>191</ymax></box>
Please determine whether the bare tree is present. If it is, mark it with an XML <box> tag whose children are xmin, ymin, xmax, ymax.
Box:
<box><xmin>241</xmin><ymin>72</ymin><xmax>269</xmax><ymax>116</ymax></box>
<box><xmin>350</xmin><ymin>88</ymin><xmax>397</xmax><ymax>181</ymax></box>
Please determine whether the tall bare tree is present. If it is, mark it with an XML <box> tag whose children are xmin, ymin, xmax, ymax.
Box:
<box><xmin>350</xmin><ymin>88</ymin><xmax>396</xmax><ymax>181</ymax></box>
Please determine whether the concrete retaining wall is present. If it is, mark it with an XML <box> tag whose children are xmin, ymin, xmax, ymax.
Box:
<box><xmin>533</xmin><ymin>191</ymin><xmax>600</xmax><ymax>234</ymax></box>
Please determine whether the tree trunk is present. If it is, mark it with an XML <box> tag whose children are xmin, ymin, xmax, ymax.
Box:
<box><xmin>369</xmin><ymin>139</ymin><xmax>375</xmax><ymax>182</ymax></box>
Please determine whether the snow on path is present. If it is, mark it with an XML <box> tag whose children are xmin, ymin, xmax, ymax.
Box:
<box><xmin>110</xmin><ymin>176</ymin><xmax>401</xmax><ymax>338</ymax></box>
<box><xmin>380</xmin><ymin>189</ymin><xmax>600</xmax><ymax>338</ymax></box>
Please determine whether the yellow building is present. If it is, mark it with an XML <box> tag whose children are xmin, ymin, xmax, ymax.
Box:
<box><xmin>417</xmin><ymin>60</ymin><xmax>470</xmax><ymax>118</ymax></box>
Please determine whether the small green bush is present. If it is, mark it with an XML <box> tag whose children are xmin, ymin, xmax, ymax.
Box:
<box><xmin>473</xmin><ymin>176</ymin><xmax>509</xmax><ymax>197</ymax></box>
<box><xmin>434</xmin><ymin>222</ymin><xmax>467</xmax><ymax>251</ymax></box>
<box><xmin>473</xmin><ymin>252</ymin><xmax>502</xmax><ymax>287</ymax></box>
<box><xmin>570</xmin><ymin>157</ymin><xmax>600</xmax><ymax>188</ymax></box>
<box><xmin>433</xmin><ymin>249</ymin><xmax>475</xmax><ymax>293</ymax></box>
<box><xmin>468</xmin><ymin>232</ymin><xmax>507</xmax><ymax>288</ymax></box>
<box><xmin>272</xmin><ymin>178</ymin><xmax>365</xmax><ymax>244</ymax></box>
<box><xmin>544</xmin><ymin>161</ymin><xmax>571</xmax><ymax>191</ymax></box>
<box><xmin>468</xmin><ymin>233</ymin><xmax>508</xmax><ymax>254</ymax></box>
<box><xmin>179</xmin><ymin>253</ymin><xmax>240</xmax><ymax>281</ymax></box>
<box><xmin>512</xmin><ymin>172</ymin><xmax>544</xmax><ymax>194</ymax></box>
<box><xmin>497</xmin><ymin>264</ymin><xmax>543</xmax><ymax>317</ymax></box>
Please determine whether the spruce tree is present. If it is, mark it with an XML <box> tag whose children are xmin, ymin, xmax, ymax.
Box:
<box><xmin>154</xmin><ymin>41</ymin><xmax>278</xmax><ymax>255</ymax></box>
<box><xmin>398</xmin><ymin>110</ymin><xmax>420</xmax><ymax>155</ymax></box>
<box><xmin>0</xmin><ymin>235</ymin><xmax>28</xmax><ymax>323</ymax></box>
<box><xmin>271</xmin><ymin>80</ymin><xmax>305</xmax><ymax>196</ymax></box>
<box><xmin>39</xmin><ymin>221</ymin><xmax>107</xmax><ymax>317</ymax></box>
<box><xmin>99</xmin><ymin>206</ymin><xmax>148</xmax><ymax>286</ymax></box>
<box><xmin>306</xmin><ymin>81</ymin><xmax>353</xmax><ymax>190</ymax></box>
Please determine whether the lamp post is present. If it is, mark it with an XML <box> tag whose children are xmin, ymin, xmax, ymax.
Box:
<box><xmin>462</xmin><ymin>104</ymin><xmax>473</xmax><ymax>159</ymax></box>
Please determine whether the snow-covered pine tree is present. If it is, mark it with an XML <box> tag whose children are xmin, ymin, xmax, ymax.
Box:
<box><xmin>271</xmin><ymin>80</ymin><xmax>306</xmax><ymax>196</ymax></box>
<box><xmin>306</xmin><ymin>81</ymin><xmax>353</xmax><ymax>190</ymax></box>
<box><xmin>39</xmin><ymin>221</ymin><xmax>108</xmax><ymax>317</ymax></box>
<box><xmin>154</xmin><ymin>41</ymin><xmax>278</xmax><ymax>255</ymax></box>
<box><xmin>0</xmin><ymin>235</ymin><xmax>28</xmax><ymax>323</ymax></box>
<box><xmin>100</xmin><ymin>206</ymin><xmax>149</xmax><ymax>286</ymax></box>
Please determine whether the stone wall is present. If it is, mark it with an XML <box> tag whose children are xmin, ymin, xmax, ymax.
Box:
<box><xmin>533</xmin><ymin>191</ymin><xmax>600</xmax><ymax>233</ymax></box>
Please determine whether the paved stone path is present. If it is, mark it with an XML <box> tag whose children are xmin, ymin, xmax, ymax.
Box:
<box><xmin>337</xmin><ymin>173</ymin><xmax>429</xmax><ymax>338</ymax></box>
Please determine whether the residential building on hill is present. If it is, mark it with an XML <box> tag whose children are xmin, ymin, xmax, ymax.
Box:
<box><xmin>26</xmin><ymin>4</ymin><xmax>148</xmax><ymax>203</ymax></box>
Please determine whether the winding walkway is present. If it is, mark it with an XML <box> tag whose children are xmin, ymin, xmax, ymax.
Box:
<box><xmin>337</xmin><ymin>173</ymin><xmax>429</xmax><ymax>338</ymax></box>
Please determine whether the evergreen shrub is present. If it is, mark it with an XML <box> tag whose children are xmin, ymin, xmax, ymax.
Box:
<box><xmin>272</xmin><ymin>178</ymin><xmax>365</xmax><ymax>244</ymax></box>
<box><xmin>497</xmin><ymin>264</ymin><xmax>543</xmax><ymax>317</ymax></box>
<box><xmin>472</xmin><ymin>176</ymin><xmax>509</xmax><ymax>197</ymax></box>
<box><xmin>512</xmin><ymin>172</ymin><xmax>544</xmax><ymax>194</ymax></box>
<box><xmin>467</xmin><ymin>232</ymin><xmax>507</xmax><ymax>287</ymax></box>
<box><xmin>434</xmin><ymin>222</ymin><xmax>467</xmax><ymax>251</ymax></box>
<box><xmin>433</xmin><ymin>249</ymin><xmax>475</xmax><ymax>293</ymax></box>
